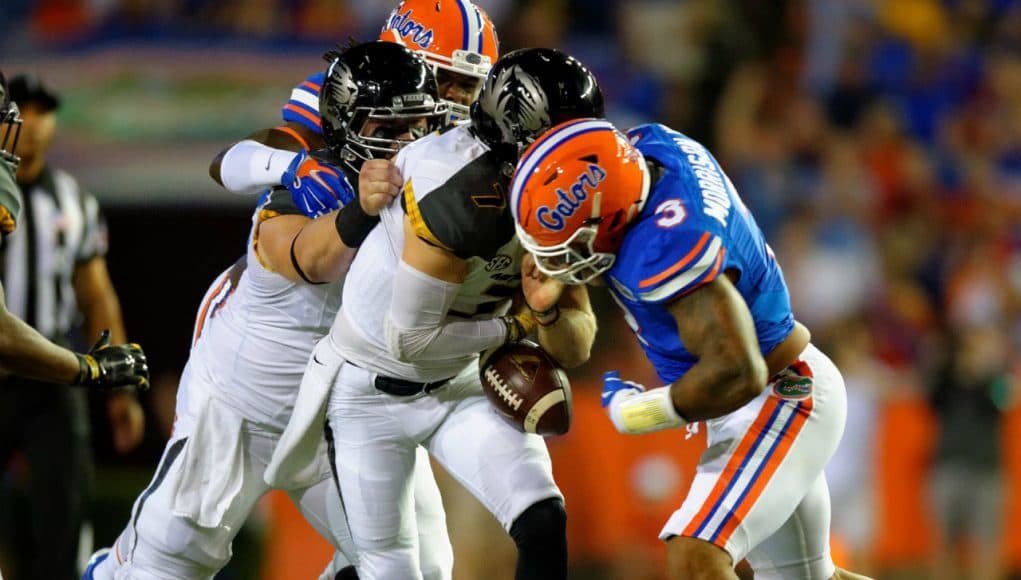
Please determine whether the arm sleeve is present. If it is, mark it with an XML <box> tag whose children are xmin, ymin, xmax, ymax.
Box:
<box><xmin>384</xmin><ymin>261</ymin><xmax>508</xmax><ymax>363</ymax></box>
<box><xmin>220</xmin><ymin>140</ymin><xmax>298</xmax><ymax>195</ymax></box>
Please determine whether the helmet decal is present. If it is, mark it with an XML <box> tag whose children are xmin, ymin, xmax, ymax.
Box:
<box><xmin>325</xmin><ymin>61</ymin><xmax>359</xmax><ymax>112</ymax></box>
<box><xmin>479</xmin><ymin>64</ymin><xmax>551</xmax><ymax>147</ymax></box>
<box><xmin>535</xmin><ymin>163</ymin><xmax>606</xmax><ymax>231</ymax></box>
<box><xmin>385</xmin><ymin>8</ymin><xmax>435</xmax><ymax>49</ymax></box>
<box><xmin>510</xmin><ymin>118</ymin><xmax>650</xmax><ymax>285</ymax></box>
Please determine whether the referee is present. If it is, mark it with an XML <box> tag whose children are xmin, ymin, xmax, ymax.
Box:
<box><xmin>0</xmin><ymin>74</ymin><xmax>145</xmax><ymax>580</ymax></box>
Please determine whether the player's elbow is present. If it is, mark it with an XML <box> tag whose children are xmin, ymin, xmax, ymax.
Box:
<box><xmin>384</xmin><ymin>315</ymin><xmax>429</xmax><ymax>363</ymax></box>
<box><xmin>727</xmin><ymin>353</ymin><xmax>768</xmax><ymax>404</ymax></box>
<box><xmin>550</xmin><ymin>346</ymin><xmax>589</xmax><ymax>370</ymax></box>
<box><xmin>209</xmin><ymin>150</ymin><xmax>226</xmax><ymax>186</ymax></box>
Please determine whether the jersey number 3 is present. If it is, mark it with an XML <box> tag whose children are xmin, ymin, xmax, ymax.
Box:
<box><xmin>655</xmin><ymin>199</ymin><xmax>686</xmax><ymax>228</ymax></box>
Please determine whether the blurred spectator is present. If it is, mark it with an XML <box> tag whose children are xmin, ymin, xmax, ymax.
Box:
<box><xmin>0</xmin><ymin>74</ymin><xmax>144</xmax><ymax>580</ymax></box>
<box><xmin>928</xmin><ymin>325</ymin><xmax>1016</xmax><ymax>580</ymax></box>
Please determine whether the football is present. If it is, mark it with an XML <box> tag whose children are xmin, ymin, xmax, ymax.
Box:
<box><xmin>480</xmin><ymin>340</ymin><xmax>572</xmax><ymax>436</ymax></box>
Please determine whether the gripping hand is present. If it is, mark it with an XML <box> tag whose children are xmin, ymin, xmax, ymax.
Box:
<box><xmin>282</xmin><ymin>150</ymin><xmax>354</xmax><ymax>218</ymax></box>
<box><xmin>601</xmin><ymin>371</ymin><xmax>685</xmax><ymax>435</ymax></box>
<box><xmin>74</xmin><ymin>330</ymin><xmax>150</xmax><ymax>391</ymax></box>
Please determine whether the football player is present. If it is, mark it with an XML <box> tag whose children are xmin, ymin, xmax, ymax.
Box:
<box><xmin>209</xmin><ymin>0</ymin><xmax>498</xmax><ymax>217</ymax></box>
<box><xmin>510</xmin><ymin>119</ymin><xmax>871</xmax><ymax>580</ymax></box>
<box><xmin>84</xmin><ymin>42</ymin><xmax>449</xmax><ymax>580</ymax></box>
<box><xmin>265</xmin><ymin>48</ymin><xmax>604</xmax><ymax>580</ymax></box>
<box><xmin>0</xmin><ymin>71</ymin><xmax>148</xmax><ymax>391</ymax></box>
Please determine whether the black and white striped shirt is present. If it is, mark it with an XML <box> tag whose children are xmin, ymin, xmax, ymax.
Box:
<box><xmin>1</xmin><ymin>166</ymin><xmax>107</xmax><ymax>345</ymax></box>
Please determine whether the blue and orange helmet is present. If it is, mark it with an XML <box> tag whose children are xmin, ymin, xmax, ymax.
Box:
<box><xmin>511</xmin><ymin>119</ymin><xmax>650</xmax><ymax>284</ymax></box>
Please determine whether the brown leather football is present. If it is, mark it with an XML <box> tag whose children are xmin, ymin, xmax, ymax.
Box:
<box><xmin>480</xmin><ymin>340</ymin><xmax>572</xmax><ymax>436</ymax></box>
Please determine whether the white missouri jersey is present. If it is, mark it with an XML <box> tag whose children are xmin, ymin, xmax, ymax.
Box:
<box><xmin>189</xmin><ymin>189</ymin><xmax>345</xmax><ymax>431</ymax></box>
<box><xmin>332</xmin><ymin>124</ymin><xmax>522</xmax><ymax>382</ymax></box>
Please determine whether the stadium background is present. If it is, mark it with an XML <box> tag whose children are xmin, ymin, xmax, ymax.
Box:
<box><xmin>2</xmin><ymin>0</ymin><xmax>1021</xmax><ymax>578</ymax></box>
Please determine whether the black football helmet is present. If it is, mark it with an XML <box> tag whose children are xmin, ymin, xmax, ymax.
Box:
<box><xmin>470</xmin><ymin>47</ymin><xmax>604</xmax><ymax>161</ymax></box>
<box><xmin>320</xmin><ymin>41</ymin><xmax>448</xmax><ymax>173</ymax></box>
<box><xmin>0</xmin><ymin>72</ymin><xmax>22</xmax><ymax>168</ymax></box>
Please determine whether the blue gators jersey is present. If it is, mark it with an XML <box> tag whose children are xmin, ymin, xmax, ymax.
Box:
<box><xmin>606</xmin><ymin>124</ymin><xmax>795</xmax><ymax>384</ymax></box>
<box><xmin>281</xmin><ymin>72</ymin><xmax>325</xmax><ymax>135</ymax></box>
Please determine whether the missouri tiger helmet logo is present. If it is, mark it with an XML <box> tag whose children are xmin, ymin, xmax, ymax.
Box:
<box><xmin>324</xmin><ymin>61</ymin><xmax>358</xmax><ymax>113</ymax></box>
<box><xmin>477</xmin><ymin>64</ymin><xmax>552</xmax><ymax>149</ymax></box>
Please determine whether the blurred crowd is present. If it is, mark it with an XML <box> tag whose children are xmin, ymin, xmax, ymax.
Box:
<box><xmin>4</xmin><ymin>0</ymin><xmax>1021</xmax><ymax>579</ymax></box>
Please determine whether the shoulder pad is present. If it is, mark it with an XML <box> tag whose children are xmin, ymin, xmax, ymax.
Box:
<box><xmin>401</xmin><ymin>150</ymin><xmax>514</xmax><ymax>260</ymax></box>
<box><xmin>611</xmin><ymin>211</ymin><xmax>726</xmax><ymax>304</ymax></box>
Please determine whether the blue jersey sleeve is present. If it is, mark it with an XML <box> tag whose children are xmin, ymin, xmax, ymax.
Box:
<box><xmin>281</xmin><ymin>72</ymin><xmax>325</xmax><ymax>135</ymax></box>
<box><xmin>613</xmin><ymin>209</ymin><xmax>727</xmax><ymax>305</ymax></box>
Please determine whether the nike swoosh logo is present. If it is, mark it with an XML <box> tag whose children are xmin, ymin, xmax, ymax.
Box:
<box><xmin>265</xmin><ymin>152</ymin><xmax>275</xmax><ymax>171</ymax></box>
<box><xmin>313</xmin><ymin>353</ymin><xmax>325</xmax><ymax>365</ymax></box>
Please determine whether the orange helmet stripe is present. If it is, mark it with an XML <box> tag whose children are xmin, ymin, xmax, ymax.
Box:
<box><xmin>511</xmin><ymin>118</ymin><xmax>613</xmax><ymax>225</ymax></box>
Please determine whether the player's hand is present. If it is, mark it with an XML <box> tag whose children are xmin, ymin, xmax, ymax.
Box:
<box><xmin>282</xmin><ymin>150</ymin><xmax>353</xmax><ymax>218</ymax></box>
<box><xmin>601</xmin><ymin>371</ymin><xmax>646</xmax><ymax>409</ymax></box>
<box><xmin>74</xmin><ymin>330</ymin><xmax>150</xmax><ymax>391</ymax></box>
<box><xmin>522</xmin><ymin>253</ymin><xmax>565</xmax><ymax>315</ymax></box>
<box><xmin>358</xmin><ymin>158</ymin><xmax>402</xmax><ymax>216</ymax></box>
<box><xmin>602</xmin><ymin>371</ymin><xmax>687</xmax><ymax>434</ymax></box>
<box><xmin>108</xmin><ymin>391</ymin><xmax>145</xmax><ymax>453</ymax></box>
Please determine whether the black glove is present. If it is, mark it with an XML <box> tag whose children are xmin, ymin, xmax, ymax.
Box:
<box><xmin>74</xmin><ymin>330</ymin><xmax>150</xmax><ymax>391</ymax></box>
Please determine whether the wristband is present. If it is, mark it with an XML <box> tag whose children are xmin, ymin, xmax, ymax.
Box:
<box><xmin>502</xmin><ymin>314</ymin><xmax>529</xmax><ymax>343</ymax></box>
<box><xmin>75</xmin><ymin>353</ymin><xmax>100</xmax><ymax>386</ymax></box>
<box><xmin>531</xmin><ymin>304</ymin><xmax>560</xmax><ymax>327</ymax></box>
<box><xmin>334</xmin><ymin>201</ymin><xmax>380</xmax><ymax>247</ymax></box>
<box><xmin>609</xmin><ymin>386</ymin><xmax>686</xmax><ymax>434</ymax></box>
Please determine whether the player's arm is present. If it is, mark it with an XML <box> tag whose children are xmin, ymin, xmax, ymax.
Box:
<box><xmin>0</xmin><ymin>279</ymin><xmax>80</xmax><ymax>382</ymax></box>
<box><xmin>385</xmin><ymin>218</ymin><xmax>527</xmax><ymax>363</ymax></box>
<box><xmin>209</xmin><ymin>122</ymin><xmax>320</xmax><ymax>194</ymax></box>
<box><xmin>521</xmin><ymin>253</ymin><xmax>595</xmax><ymax>369</ymax></box>
<box><xmin>256</xmin><ymin>180</ymin><xmax>381</xmax><ymax>284</ymax></box>
<box><xmin>256</xmin><ymin>153</ymin><xmax>390</xmax><ymax>284</ymax></box>
<box><xmin>603</xmin><ymin>272</ymin><xmax>767</xmax><ymax>435</ymax></box>
<box><xmin>256</xmin><ymin>211</ymin><xmax>350</xmax><ymax>284</ymax></box>
<box><xmin>0</xmin><ymin>281</ymin><xmax>148</xmax><ymax>388</ymax></box>
<box><xmin>665</xmin><ymin>272</ymin><xmax>768</xmax><ymax>420</ymax></box>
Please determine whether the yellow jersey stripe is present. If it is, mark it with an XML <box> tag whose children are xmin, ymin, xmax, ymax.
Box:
<box><xmin>403</xmin><ymin>180</ymin><xmax>453</xmax><ymax>251</ymax></box>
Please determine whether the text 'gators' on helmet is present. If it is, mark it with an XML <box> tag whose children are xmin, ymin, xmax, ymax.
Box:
<box><xmin>379</xmin><ymin>0</ymin><xmax>499</xmax><ymax>122</ymax></box>
<box><xmin>510</xmin><ymin>119</ymin><xmax>650</xmax><ymax>285</ymax></box>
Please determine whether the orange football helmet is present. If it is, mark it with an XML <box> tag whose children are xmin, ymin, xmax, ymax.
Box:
<box><xmin>379</xmin><ymin>0</ymin><xmax>499</xmax><ymax>121</ymax></box>
<box><xmin>511</xmin><ymin>118</ymin><xmax>651</xmax><ymax>284</ymax></box>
